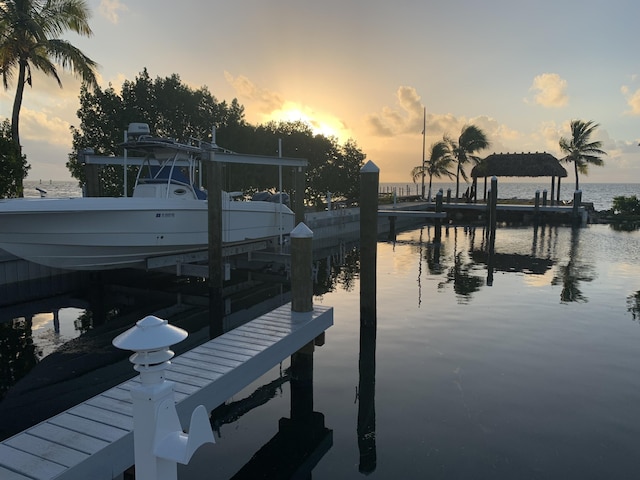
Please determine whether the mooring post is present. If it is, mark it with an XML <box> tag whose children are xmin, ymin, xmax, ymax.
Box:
<box><xmin>291</xmin><ymin>223</ymin><xmax>314</xmax><ymax>314</ymax></box>
<box><xmin>206</xmin><ymin>148</ymin><xmax>224</xmax><ymax>338</ymax></box>
<box><xmin>572</xmin><ymin>190</ymin><xmax>582</xmax><ymax>227</ymax></box>
<box><xmin>489</xmin><ymin>176</ymin><xmax>498</xmax><ymax>239</ymax></box>
<box><xmin>290</xmin><ymin>222</ymin><xmax>315</xmax><ymax>421</ymax></box>
<box><xmin>358</xmin><ymin>161</ymin><xmax>379</xmax><ymax>473</ymax></box>
<box><xmin>360</xmin><ymin>161</ymin><xmax>379</xmax><ymax>325</ymax></box>
<box><xmin>388</xmin><ymin>216</ymin><xmax>396</xmax><ymax>241</ymax></box>
<box><xmin>434</xmin><ymin>190</ymin><xmax>443</xmax><ymax>245</ymax></box>
<box><xmin>446</xmin><ymin>188</ymin><xmax>452</xmax><ymax>204</ymax></box>
<box><xmin>542</xmin><ymin>189</ymin><xmax>548</xmax><ymax>207</ymax></box>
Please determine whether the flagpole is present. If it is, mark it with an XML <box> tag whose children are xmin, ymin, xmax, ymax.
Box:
<box><xmin>421</xmin><ymin>106</ymin><xmax>426</xmax><ymax>199</ymax></box>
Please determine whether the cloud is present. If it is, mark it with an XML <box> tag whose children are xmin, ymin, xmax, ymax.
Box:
<box><xmin>365</xmin><ymin>86</ymin><xmax>424</xmax><ymax>137</ymax></box>
<box><xmin>99</xmin><ymin>0</ymin><xmax>128</xmax><ymax>24</ymax></box>
<box><xmin>21</xmin><ymin>108</ymin><xmax>72</xmax><ymax>146</ymax></box>
<box><xmin>224</xmin><ymin>72</ymin><xmax>285</xmax><ymax>113</ymax></box>
<box><xmin>526</xmin><ymin>73</ymin><xmax>568</xmax><ymax>108</ymax></box>
<box><xmin>621</xmin><ymin>85</ymin><xmax>640</xmax><ymax>115</ymax></box>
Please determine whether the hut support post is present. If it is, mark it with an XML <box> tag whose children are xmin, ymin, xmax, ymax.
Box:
<box><xmin>550</xmin><ymin>176</ymin><xmax>555</xmax><ymax>206</ymax></box>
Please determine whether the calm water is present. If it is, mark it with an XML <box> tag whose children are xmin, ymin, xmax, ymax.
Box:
<box><xmin>5</xmin><ymin>181</ymin><xmax>640</xmax><ymax>478</ymax></box>
<box><xmin>182</xmin><ymin>223</ymin><xmax>640</xmax><ymax>479</ymax></box>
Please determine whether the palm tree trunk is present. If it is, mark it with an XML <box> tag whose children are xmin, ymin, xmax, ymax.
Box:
<box><xmin>574</xmin><ymin>161</ymin><xmax>579</xmax><ymax>191</ymax></box>
<box><xmin>455</xmin><ymin>162</ymin><xmax>461</xmax><ymax>199</ymax></box>
<box><xmin>11</xmin><ymin>60</ymin><xmax>27</xmax><ymax>197</ymax></box>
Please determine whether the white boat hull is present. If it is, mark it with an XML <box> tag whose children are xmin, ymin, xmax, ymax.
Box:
<box><xmin>0</xmin><ymin>197</ymin><xmax>294</xmax><ymax>270</ymax></box>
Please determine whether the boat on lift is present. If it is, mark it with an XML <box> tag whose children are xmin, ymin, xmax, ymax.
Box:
<box><xmin>0</xmin><ymin>124</ymin><xmax>295</xmax><ymax>271</ymax></box>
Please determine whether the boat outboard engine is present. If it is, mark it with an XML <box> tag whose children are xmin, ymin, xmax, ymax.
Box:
<box><xmin>268</xmin><ymin>193</ymin><xmax>290</xmax><ymax>206</ymax></box>
<box><xmin>252</xmin><ymin>191</ymin><xmax>272</xmax><ymax>202</ymax></box>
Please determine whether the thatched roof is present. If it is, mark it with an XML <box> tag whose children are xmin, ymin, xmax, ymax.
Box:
<box><xmin>471</xmin><ymin>152</ymin><xmax>567</xmax><ymax>178</ymax></box>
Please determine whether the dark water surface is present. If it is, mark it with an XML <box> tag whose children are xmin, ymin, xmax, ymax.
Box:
<box><xmin>183</xmin><ymin>224</ymin><xmax>640</xmax><ymax>479</ymax></box>
<box><xmin>2</xmin><ymin>222</ymin><xmax>640</xmax><ymax>479</ymax></box>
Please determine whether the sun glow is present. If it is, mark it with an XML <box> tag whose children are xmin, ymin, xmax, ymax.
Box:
<box><xmin>268</xmin><ymin>102</ymin><xmax>347</xmax><ymax>141</ymax></box>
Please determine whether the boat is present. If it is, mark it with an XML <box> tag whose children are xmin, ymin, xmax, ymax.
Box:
<box><xmin>0</xmin><ymin>125</ymin><xmax>295</xmax><ymax>271</ymax></box>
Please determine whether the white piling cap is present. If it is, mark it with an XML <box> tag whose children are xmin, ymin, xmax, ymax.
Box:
<box><xmin>291</xmin><ymin>222</ymin><xmax>314</xmax><ymax>238</ymax></box>
<box><xmin>113</xmin><ymin>315</ymin><xmax>187</xmax><ymax>352</ymax></box>
<box><xmin>360</xmin><ymin>160</ymin><xmax>379</xmax><ymax>173</ymax></box>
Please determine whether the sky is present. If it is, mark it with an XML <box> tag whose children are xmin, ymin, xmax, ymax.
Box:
<box><xmin>2</xmin><ymin>0</ymin><xmax>640</xmax><ymax>185</ymax></box>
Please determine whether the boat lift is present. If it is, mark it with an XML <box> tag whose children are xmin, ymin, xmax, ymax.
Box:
<box><xmin>79</xmin><ymin>129</ymin><xmax>308</xmax><ymax>278</ymax></box>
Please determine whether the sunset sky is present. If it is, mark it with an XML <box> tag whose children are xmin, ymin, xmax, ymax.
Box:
<box><xmin>2</xmin><ymin>0</ymin><xmax>640</xmax><ymax>185</ymax></box>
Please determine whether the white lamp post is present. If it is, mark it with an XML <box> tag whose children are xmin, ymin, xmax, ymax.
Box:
<box><xmin>113</xmin><ymin>315</ymin><xmax>215</xmax><ymax>480</ymax></box>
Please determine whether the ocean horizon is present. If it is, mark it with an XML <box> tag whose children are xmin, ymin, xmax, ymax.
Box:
<box><xmin>21</xmin><ymin>179</ymin><xmax>638</xmax><ymax>212</ymax></box>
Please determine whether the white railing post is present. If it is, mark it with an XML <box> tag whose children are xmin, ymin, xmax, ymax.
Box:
<box><xmin>113</xmin><ymin>316</ymin><xmax>215</xmax><ymax>480</ymax></box>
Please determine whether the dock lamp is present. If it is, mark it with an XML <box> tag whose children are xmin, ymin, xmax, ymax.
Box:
<box><xmin>113</xmin><ymin>315</ymin><xmax>215</xmax><ymax>480</ymax></box>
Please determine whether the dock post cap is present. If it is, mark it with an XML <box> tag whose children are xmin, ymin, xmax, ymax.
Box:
<box><xmin>360</xmin><ymin>160</ymin><xmax>379</xmax><ymax>173</ymax></box>
<box><xmin>113</xmin><ymin>315</ymin><xmax>187</xmax><ymax>352</ymax></box>
<box><xmin>291</xmin><ymin>222</ymin><xmax>314</xmax><ymax>238</ymax></box>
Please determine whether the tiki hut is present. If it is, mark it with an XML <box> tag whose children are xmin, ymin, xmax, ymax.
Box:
<box><xmin>470</xmin><ymin>152</ymin><xmax>567</xmax><ymax>204</ymax></box>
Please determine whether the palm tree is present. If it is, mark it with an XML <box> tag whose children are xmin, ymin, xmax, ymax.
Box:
<box><xmin>559</xmin><ymin>120</ymin><xmax>606</xmax><ymax>191</ymax></box>
<box><xmin>0</xmin><ymin>0</ymin><xmax>98</xmax><ymax>192</ymax></box>
<box><xmin>445</xmin><ymin>125</ymin><xmax>490</xmax><ymax>199</ymax></box>
<box><xmin>411</xmin><ymin>140</ymin><xmax>455</xmax><ymax>201</ymax></box>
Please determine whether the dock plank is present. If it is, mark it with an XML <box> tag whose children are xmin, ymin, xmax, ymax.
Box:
<box><xmin>0</xmin><ymin>465</ymin><xmax>32</xmax><ymax>479</ymax></box>
<box><xmin>5</xmin><ymin>434</ymin><xmax>88</xmax><ymax>467</ymax></box>
<box><xmin>0</xmin><ymin>303</ymin><xmax>333</xmax><ymax>480</ymax></box>
<box><xmin>27</xmin><ymin>423</ymin><xmax>109</xmax><ymax>455</ymax></box>
<box><xmin>0</xmin><ymin>443</ymin><xmax>66</xmax><ymax>479</ymax></box>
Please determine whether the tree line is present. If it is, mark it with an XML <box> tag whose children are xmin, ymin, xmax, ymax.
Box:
<box><xmin>67</xmin><ymin>69</ymin><xmax>365</xmax><ymax>206</ymax></box>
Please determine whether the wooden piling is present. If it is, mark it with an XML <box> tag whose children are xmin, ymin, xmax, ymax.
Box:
<box><xmin>291</xmin><ymin>223</ymin><xmax>314</xmax><ymax>313</ymax></box>
<box><xmin>290</xmin><ymin>222</ymin><xmax>315</xmax><ymax>422</ymax></box>
<box><xmin>572</xmin><ymin>190</ymin><xmax>582</xmax><ymax>227</ymax></box>
<box><xmin>489</xmin><ymin>176</ymin><xmax>498</xmax><ymax>239</ymax></box>
<box><xmin>360</xmin><ymin>161</ymin><xmax>379</xmax><ymax>325</ymax></box>
<box><xmin>434</xmin><ymin>190</ymin><xmax>443</xmax><ymax>245</ymax></box>
<box><xmin>206</xmin><ymin>149</ymin><xmax>224</xmax><ymax>338</ymax></box>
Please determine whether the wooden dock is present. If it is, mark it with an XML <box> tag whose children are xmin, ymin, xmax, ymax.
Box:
<box><xmin>0</xmin><ymin>303</ymin><xmax>333</xmax><ymax>480</ymax></box>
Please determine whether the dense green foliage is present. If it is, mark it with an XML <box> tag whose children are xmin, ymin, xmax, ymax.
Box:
<box><xmin>0</xmin><ymin>119</ymin><xmax>29</xmax><ymax>197</ymax></box>
<box><xmin>69</xmin><ymin>69</ymin><xmax>365</xmax><ymax>204</ymax></box>
<box><xmin>612</xmin><ymin>195</ymin><xmax>640</xmax><ymax>216</ymax></box>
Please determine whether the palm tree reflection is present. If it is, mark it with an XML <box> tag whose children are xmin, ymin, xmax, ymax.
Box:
<box><xmin>439</xmin><ymin>228</ymin><xmax>483</xmax><ymax>302</ymax></box>
<box><xmin>551</xmin><ymin>227</ymin><xmax>594</xmax><ymax>303</ymax></box>
<box><xmin>627</xmin><ymin>291</ymin><xmax>640</xmax><ymax>321</ymax></box>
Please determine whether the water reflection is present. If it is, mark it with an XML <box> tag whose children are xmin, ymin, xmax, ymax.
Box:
<box><xmin>223</xmin><ymin>347</ymin><xmax>332</xmax><ymax>479</ymax></box>
<box><xmin>551</xmin><ymin>228</ymin><xmax>595</xmax><ymax>303</ymax></box>
<box><xmin>627</xmin><ymin>291</ymin><xmax>640</xmax><ymax>321</ymax></box>
<box><xmin>357</xmin><ymin>315</ymin><xmax>377</xmax><ymax>474</ymax></box>
<box><xmin>0</xmin><ymin>319</ymin><xmax>38</xmax><ymax>401</ymax></box>
<box><xmin>440</xmin><ymin>228</ymin><xmax>483</xmax><ymax>302</ymax></box>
